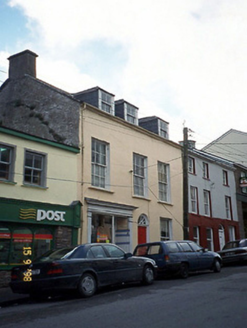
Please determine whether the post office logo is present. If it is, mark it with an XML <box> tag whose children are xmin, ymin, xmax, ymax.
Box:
<box><xmin>20</xmin><ymin>208</ymin><xmax>66</xmax><ymax>222</ymax></box>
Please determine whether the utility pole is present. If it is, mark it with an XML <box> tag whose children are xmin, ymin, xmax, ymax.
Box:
<box><xmin>183</xmin><ymin>127</ymin><xmax>189</xmax><ymax>240</ymax></box>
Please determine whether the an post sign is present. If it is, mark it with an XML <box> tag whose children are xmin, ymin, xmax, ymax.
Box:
<box><xmin>0</xmin><ymin>198</ymin><xmax>81</xmax><ymax>228</ymax></box>
<box><xmin>20</xmin><ymin>208</ymin><xmax>66</xmax><ymax>222</ymax></box>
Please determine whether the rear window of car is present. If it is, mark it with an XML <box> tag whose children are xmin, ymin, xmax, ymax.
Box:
<box><xmin>34</xmin><ymin>248</ymin><xmax>74</xmax><ymax>262</ymax></box>
<box><xmin>148</xmin><ymin>245</ymin><xmax>161</xmax><ymax>255</ymax></box>
<box><xmin>135</xmin><ymin>246</ymin><xmax>148</xmax><ymax>256</ymax></box>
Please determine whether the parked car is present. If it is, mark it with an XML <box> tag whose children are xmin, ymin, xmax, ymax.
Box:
<box><xmin>218</xmin><ymin>239</ymin><xmax>247</xmax><ymax>265</ymax></box>
<box><xmin>133</xmin><ymin>240</ymin><xmax>222</xmax><ymax>278</ymax></box>
<box><xmin>10</xmin><ymin>243</ymin><xmax>157</xmax><ymax>299</ymax></box>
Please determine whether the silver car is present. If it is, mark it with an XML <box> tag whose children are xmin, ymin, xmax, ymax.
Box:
<box><xmin>218</xmin><ymin>239</ymin><xmax>247</xmax><ymax>265</ymax></box>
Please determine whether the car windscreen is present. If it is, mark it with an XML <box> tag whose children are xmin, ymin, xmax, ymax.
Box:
<box><xmin>223</xmin><ymin>241</ymin><xmax>240</xmax><ymax>250</ymax></box>
<box><xmin>239</xmin><ymin>240</ymin><xmax>247</xmax><ymax>247</ymax></box>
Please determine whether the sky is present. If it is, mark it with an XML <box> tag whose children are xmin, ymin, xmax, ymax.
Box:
<box><xmin>0</xmin><ymin>0</ymin><xmax>247</xmax><ymax>148</ymax></box>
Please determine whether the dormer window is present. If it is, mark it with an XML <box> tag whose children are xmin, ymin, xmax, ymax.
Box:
<box><xmin>159</xmin><ymin>120</ymin><xmax>169</xmax><ymax>139</ymax></box>
<box><xmin>115</xmin><ymin>99</ymin><xmax>138</xmax><ymax>124</ymax></box>
<box><xmin>99</xmin><ymin>90</ymin><xmax>114</xmax><ymax>115</ymax></box>
<box><xmin>126</xmin><ymin>103</ymin><xmax>138</xmax><ymax>124</ymax></box>
<box><xmin>73</xmin><ymin>87</ymin><xmax>115</xmax><ymax>116</ymax></box>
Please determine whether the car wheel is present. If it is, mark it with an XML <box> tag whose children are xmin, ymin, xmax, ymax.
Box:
<box><xmin>142</xmin><ymin>265</ymin><xmax>154</xmax><ymax>285</ymax></box>
<box><xmin>179</xmin><ymin>263</ymin><xmax>189</xmax><ymax>279</ymax></box>
<box><xmin>212</xmin><ymin>259</ymin><xmax>221</xmax><ymax>273</ymax></box>
<box><xmin>78</xmin><ymin>273</ymin><xmax>97</xmax><ymax>298</ymax></box>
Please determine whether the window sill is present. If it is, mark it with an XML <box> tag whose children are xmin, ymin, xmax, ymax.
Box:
<box><xmin>21</xmin><ymin>184</ymin><xmax>48</xmax><ymax>190</ymax></box>
<box><xmin>132</xmin><ymin>195</ymin><xmax>151</xmax><ymax>201</ymax></box>
<box><xmin>89</xmin><ymin>186</ymin><xmax>114</xmax><ymax>194</ymax></box>
<box><xmin>0</xmin><ymin>180</ymin><xmax>17</xmax><ymax>185</ymax></box>
<box><xmin>158</xmin><ymin>200</ymin><xmax>173</xmax><ymax>206</ymax></box>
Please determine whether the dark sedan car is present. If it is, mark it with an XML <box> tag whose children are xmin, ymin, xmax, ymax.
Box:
<box><xmin>133</xmin><ymin>240</ymin><xmax>222</xmax><ymax>278</ymax></box>
<box><xmin>218</xmin><ymin>239</ymin><xmax>247</xmax><ymax>265</ymax></box>
<box><xmin>10</xmin><ymin>243</ymin><xmax>157</xmax><ymax>298</ymax></box>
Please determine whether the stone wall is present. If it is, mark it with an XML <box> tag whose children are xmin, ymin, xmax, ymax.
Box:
<box><xmin>55</xmin><ymin>226</ymin><xmax>73</xmax><ymax>248</ymax></box>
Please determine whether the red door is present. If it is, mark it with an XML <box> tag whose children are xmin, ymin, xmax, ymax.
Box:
<box><xmin>138</xmin><ymin>226</ymin><xmax>147</xmax><ymax>244</ymax></box>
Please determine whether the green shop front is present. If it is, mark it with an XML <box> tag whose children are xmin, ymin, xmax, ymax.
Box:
<box><xmin>0</xmin><ymin>197</ymin><xmax>81</xmax><ymax>270</ymax></box>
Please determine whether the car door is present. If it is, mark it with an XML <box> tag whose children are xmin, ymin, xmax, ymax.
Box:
<box><xmin>178</xmin><ymin>242</ymin><xmax>199</xmax><ymax>271</ymax></box>
<box><xmin>85</xmin><ymin>245</ymin><xmax>117</xmax><ymax>285</ymax></box>
<box><xmin>103</xmin><ymin>244</ymin><xmax>142</xmax><ymax>283</ymax></box>
<box><xmin>188</xmin><ymin>242</ymin><xmax>214</xmax><ymax>270</ymax></box>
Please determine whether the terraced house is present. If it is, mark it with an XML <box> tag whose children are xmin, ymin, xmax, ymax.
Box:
<box><xmin>186</xmin><ymin>141</ymin><xmax>239</xmax><ymax>251</ymax></box>
<box><xmin>0</xmin><ymin>50</ymin><xmax>184</xmax><ymax>272</ymax></box>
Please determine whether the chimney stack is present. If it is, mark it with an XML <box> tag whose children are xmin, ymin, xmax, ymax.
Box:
<box><xmin>8</xmin><ymin>50</ymin><xmax>38</xmax><ymax>79</ymax></box>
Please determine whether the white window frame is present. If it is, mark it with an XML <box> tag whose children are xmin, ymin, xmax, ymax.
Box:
<box><xmin>0</xmin><ymin>143</ymin><xmax>15</xmax><ymax>182</ymax></box>
<box><xmin>193</xmin><ymin>226</ymin><xmax>200</xmax><ymax>245</ymax></box>
<box><xmin>160</xmin><ymin>218</ymin><xmax>172</xmax><ymax>241</ymax></box>
<box><xmin>203</xmin><ymin>190</ymin><xmax>211</xmax><ymax>216</ymax></box>
<box><xmin>125</xmin><ymin>103</ymin><xmax>138</xmax><ymax>125</ymax></box>
<box><xmin>158</xmin><ymin>161</ymin><xmax>170</xmax><ymax>202</ymax></box>
<box><xmin>206</xmin><ymin>228</ymin><xmax>214</xmax><ymax>251</ymax></box>
<box><xmin>203</xmin><ymin>162</ymin><xmax>209</xmax><ymax>179</ymax></box>
<box><xmin>91</xmin><ymin>138</ymin><xmax>110</xmax><ymax>189</ymax></box>
<box><xmin>188</xmin><ymin>156</ymin><xmax>195</xmax><ymax>174</ymax></box>
<box><xmin>229</xmin><ymin>226</ymin><xmax>235</xmax><ymax>241</ymax></box>
<box><xmin>225</xmin><ymin>196</ymin><xmax>232</xmax><ymax>219</ymax></box>
<box><xmin>24</xmin><ymin>150</ymin><xmax>46</xmax><ymax>187</ymax></box>
<box><xmin>223</xmin><ymin>170</ymin><xmax>228</xmax><ymax>186</ymax></box>
<box><xmin>240</xmin><ymin>171</ymin><xmax>247</xmax><ymax>193</ymax></box>
<box><xmin>190</xmin><ymin>186</ymin><xmax>198</xmax><ymax>214</ymax></box>
<box><xmin>99</xmin><ymin>90</ymin><xmax>114</xmax><ymax>115</ymax></box>
<box><xmin>158</xmin><ymin>120</ymin><xmax>169</xmax><ymax>139</ymax></box>
<box><xmin>133</xmin><ymin>153</ymin><xmax>148</xmax><ymax>197</ymax></box>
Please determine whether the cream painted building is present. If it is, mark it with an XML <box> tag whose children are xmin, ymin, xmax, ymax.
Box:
<box><xmin>78</xmin><ymin>103</ymin><xmax>183</xmax><ymax>252</ymax></box>
<box><xmin>0</xmin><ymin>127</ymin><xmax>81</xmax><ymax>269</ymax></box>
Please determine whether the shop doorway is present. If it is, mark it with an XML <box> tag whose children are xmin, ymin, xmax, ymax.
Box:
<box><xmin>138</xmin><ymin>214</ymin><xmax>149</xmax><ymax>244</ymax></box>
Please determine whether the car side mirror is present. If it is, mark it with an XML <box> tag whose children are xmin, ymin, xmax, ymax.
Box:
<box><xmin>125</xmin><ymin>252</ymin><xmax>132</xmax><ymax>259</ymax></box>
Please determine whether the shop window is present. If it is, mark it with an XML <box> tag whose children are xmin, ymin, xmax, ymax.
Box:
<box><xmin>91</xmin><ymin>215</ymin><xmax>112</xmax><ymax>243</ymax></box>
<box><xmin>0</xmin><ymin>227</ymin><xmax>11</xmax><ymax>265</ymax></box>
<box><xmin>34</xmin><ymin>229</ymin><xmax>53</xmax><ymax>259</ymax></box>
<box><xmin>10</xmin><ymin>228</ymin><xmax>33</xmax><ymax>265</ymax></box>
